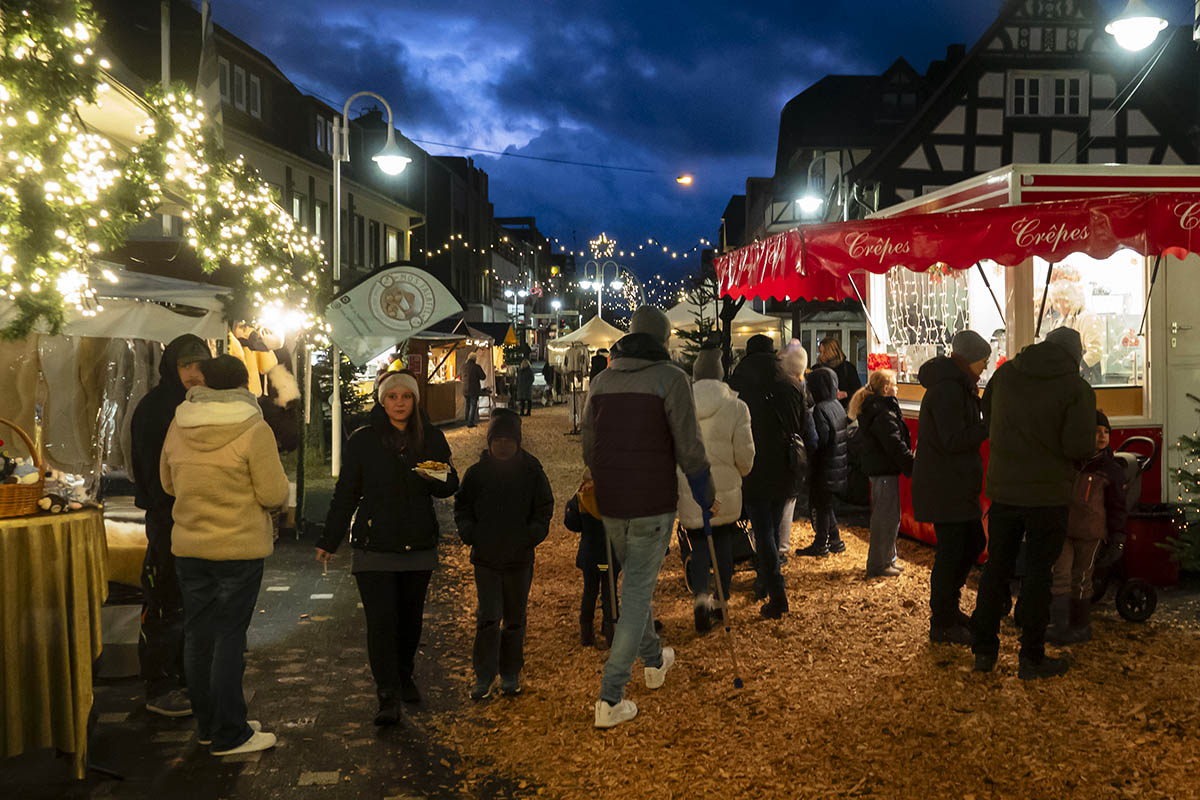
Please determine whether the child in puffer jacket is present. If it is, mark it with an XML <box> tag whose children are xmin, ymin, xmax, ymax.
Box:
<box><xmin>564</xmin><ymin>468</ymin><xmax>621</xmax><ymax>648</ymax></box>
<box><xmin>1047</xmin><ymin>410</ymin><xmax>1127</xmax><ymax>645</ymax></box>
<box><xmin>797</xmin><ymin>366</ymin><xmax>850</xmax><ymax>557</ymax></box>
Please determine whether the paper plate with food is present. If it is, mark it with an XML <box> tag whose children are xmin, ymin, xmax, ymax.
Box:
<box><xmin>414</xmin><ymin>460</ymin><xmax>451</xmax><ymax>481</ymax></box>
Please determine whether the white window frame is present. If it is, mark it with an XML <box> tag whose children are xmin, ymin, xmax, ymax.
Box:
<box><xmin>233</xmin><ymin>65</ymin><xmax>246</xmax><ymax>111</ymax></box>
<box><xmin>1007</xmin><ymin>70</ymin><xmax>1089</xmax><ymax>118</ymax></box>
<box><xmin>248</xmin><ymin>74</ymin><xmax>261</xmax><ymax>119</ymax></box>
<box><xmin>218</xmin><ymin>57</ymin><xmax>230</xmax><ymax>103</ymax></box>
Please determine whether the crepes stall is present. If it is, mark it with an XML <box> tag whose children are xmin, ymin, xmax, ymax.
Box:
<box><xmin>717</xmin><ymin>164</ymin><xmax>1200</xmax><ymax>547</ymax></box>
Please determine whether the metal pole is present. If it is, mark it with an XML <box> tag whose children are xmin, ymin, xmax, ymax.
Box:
<box><xmin>1034</xmin><ymin>260</ymin><xmax>1055</xmax><ymax>340</ymax></box>
<box><xmin>330</xmin><ymin>115</ymin><xmax>343</xmax><ymax>478</ymax></box>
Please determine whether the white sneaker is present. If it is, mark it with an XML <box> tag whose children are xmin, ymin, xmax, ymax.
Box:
<box><xmin>594</xmin><ymin>699</ymin><xmax>638</xmax><ymax>729</ymax></box>
<box><xmin>211</xmin><ymin>729</ymin><xmax>276</xmax><ymax>756</ymax></box>
<box><xmin>644</xmin><ymin>646</ymin><xmax>675</xmax><ymax>689</ymax></box>
<box><xmin>199</xmin><ymin>720</ymin><xmax>260</xmax><ymax>747</ymax></box>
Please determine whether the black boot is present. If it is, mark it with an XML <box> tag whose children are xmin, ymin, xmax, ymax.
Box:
<box><xmin>374</xmin><ymin>691</ymin><xmax>401</xmax><ymax>726</ymax></box>
<box><xmin>796</xmin><ymin>542</ymin><xmax>830</xmax><ymax>558</ymax></box>
<box><xmin>828</xmin><ymin>537</ymin><xmax>846</xmax><ymax>554</ymax></box>
<box><xmin>694</xmin><ymin>596</ymin><xmax>712</xmax><ymax>634</ymax></box>
<box><xmin>1069</xmin><ymin>598</ymin><xmax>1093</xmax><ymax>643</ymax></box>
<box><xmin>1018</xmin><ymin>654</ymin><xmax>1070</xmax><ymax>680</ymax></box>
<box><xmin>580</xmin><ymin>615</ymin><xmax>595</xmax><ymax>647</ymax></box>
<box><xmin>760</xmin><ymin>593</ymin><xmax>788</xmax><ymax>619</ymax></box>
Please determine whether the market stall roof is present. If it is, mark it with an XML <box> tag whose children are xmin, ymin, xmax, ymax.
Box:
<box><xmin>665</xmin><ymin>299</ymin><xmax>779</xmax><ymax>330</ymax></box>
<box><xmin>470</xmin><ymin>321</ymin><xmax>517</xmax><ymax>346</ymax></box>
<box><xmin>547</xmin><ymin>314</ymin><xmax>625</xmax><ymax>351</ymax></box>
<box><xmin>411</xmin><ymin>316</ymin><xmax>469</xmax><ymax>342</ymax></box>
<box><xmin>716</xmin><ymin>192</ymin><xmax>1200</xmax><ymax>301</ymax></box>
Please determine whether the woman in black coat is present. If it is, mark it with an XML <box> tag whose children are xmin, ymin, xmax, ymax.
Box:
<box><xmin>516</xmin><ymin>359</ymin><xmax>535</xmax><ymax>416</ymax></box>
<box><xmin>910</xmin><ymin>331</ymin><xmax>991</xmax><ymax>645</ymax></box>
<box><xmin>797</xmin><ymin>367</ymin><xmax>849</xmax><ymax>557</ymax></box>
<box><xmin>849</xmin><ymin>371</ymin><xmax>914</xmax><ymax>578</ymax></box>
<box><xmin>316</xmin><ymin>370</ymin><xmax>459</xmax><ymax>725</ymax></box>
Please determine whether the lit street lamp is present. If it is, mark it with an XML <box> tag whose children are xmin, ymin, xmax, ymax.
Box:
<box><xmin>1106</xmin><ymin>0</ymin><xmax>1169</xmax><ymax>51</ymax></box>
<box><xmin>330</xmin><ymin>91</ymin><xmax>410</xmax><ymax>477</ymax></box>
<box><xmin>797</xmin><ymin>151</ymin><xmax>848</xmax><ymax>221</ymax></box>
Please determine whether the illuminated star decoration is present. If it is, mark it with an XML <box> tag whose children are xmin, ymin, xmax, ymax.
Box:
<box><xmin>589</xmin><ymin>232</ymin><xmax>615</xmax><ymax>261</ymax></box>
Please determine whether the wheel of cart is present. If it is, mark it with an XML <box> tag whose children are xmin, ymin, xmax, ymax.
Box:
<box><xmin>676</xmin><ymin>516</ymin><xmax>757</xmax><ymax>593</ymax></box>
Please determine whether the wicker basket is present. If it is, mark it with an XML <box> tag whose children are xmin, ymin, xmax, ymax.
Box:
<box><xmin>0</xmin><ymin>417</ymin><xmax>43</xmax><ymax>519</ymax></box>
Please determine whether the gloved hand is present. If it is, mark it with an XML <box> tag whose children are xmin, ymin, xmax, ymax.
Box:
<box><xmin>1098</xmin><ymin>532</ymin><xmax>1126</xmax><ymax>569</ymax></box>
<box><xmin>686</xmin><ymin>468</ymin><xmax>715</xmax><ymax>512</ymax></box>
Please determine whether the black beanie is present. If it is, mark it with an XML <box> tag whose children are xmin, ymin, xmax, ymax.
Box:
<box><xmin>1096</xmin><ymin>410</ymin><xmax>1111</xmax><ymax>433</ymax></box>
<box><xmin>200</xmin><ymin>354</ymin><xmax>250</xmax><ymax>390</ymax></box>
<box><xmin>746</xmin><ymin>334</ymin><xmax>775</xmax><ymax>355</ymax></box>
<box><xmin>488</xmin><ymin>408</ymin><xmax>522</xmax><ymax>445</ymax></box>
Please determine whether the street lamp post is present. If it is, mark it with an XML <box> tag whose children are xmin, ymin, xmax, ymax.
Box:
<box><xmin>579</xmin><ymin>259</ymin><xmax>624</xmax><ymax>319</ymax></box>
<box><xmin>1105</xmin><ymin>0</ymin><xmax>1169</xmax><ymax>51</ymax></box>
<box><xmin>330</xmin><ymin>91</ymin><xmax>411</xmax><ymax>477</ymax></box>
<box><xmin>797</xmin><ymin>151</ymin><xmax>849</xmax><ymax>222</ymax></box>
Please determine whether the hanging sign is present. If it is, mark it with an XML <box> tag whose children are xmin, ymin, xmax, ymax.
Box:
<box><xmin>326</xmin><ymin>266</ymin><xmax>463</xmax><ymax>366</ymax></box>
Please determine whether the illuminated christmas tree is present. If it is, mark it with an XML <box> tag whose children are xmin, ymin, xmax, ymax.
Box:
<box><xmin>1164</xmin><ymin>398</ymin><xmax>1200</xmax><ymax>570</ymax></box>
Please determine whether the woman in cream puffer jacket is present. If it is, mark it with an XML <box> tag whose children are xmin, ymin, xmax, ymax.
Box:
<box><xmin>675</xmin><ymin>348</ymin><xmax>755</xmax><ymax>632</ymax></box>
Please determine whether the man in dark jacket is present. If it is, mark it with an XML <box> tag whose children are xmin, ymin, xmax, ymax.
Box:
<box><xmin>583</xmin><ymin>306</ymin><xmax>712</xmax><ymax>729</ymax></box>
<box><xmin>797</xmin><ymin>367</ymin><xmax>849</xmax><ymax>557</ymax></box>
<box><xmin>972</xmin><ymin>327</ymin><xmax>1096</xmax><ymax>680</ymax></box>
<box><xmin>590</xmin><ymin>348</ymin><xmax>609</xmax><ymax>380</ymax></box>
<box><xmin>455</xmin><ymin>410</ymin><xmax>554</xmax><ymax>699</ymax></box>
<box><xmin>912</xmin><ymin>331</ymin><xmax>992</xmax><ymax>645</ymax></box>
<box><xmin>130</xmin><ymin>333</ymin><xmax>211</xmax><ymax>717</ymax></box>
<box><xmin>730</xmin><ymin>334</ymin><xmax>809</xmax><ymax>618</ymax></box>
<box><xmin>463</xmin><ymin>353</ymin><xmax>487</xmax><ymax>428</ymax></box>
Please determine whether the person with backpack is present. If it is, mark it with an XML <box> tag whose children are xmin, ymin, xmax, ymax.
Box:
<box><xmin>911</xmin><ymin>331</ymin><xmax>992</xmax><ymax>645</ymax></box>
<box><xmin>730</xmin><ymin>335</ymin><xmax>807</xmax><ymax>618</ymax></box>
<box><xmin>796</xmin><ymin>367</ymin><xmax>849</xmax><ymax>558</ymax></box>
<box><xmin>972</xmin><ymin>327</ymin><xmax>1096</xmax><ymax>680</ymax></box>
<box><xmin>848</xmin><ymin>369</ymin><xmax>914</xmax><ymax>578</ymax></box>
<box><xmin>677</xmin><ymin>347</ymin><xmax>755</xmax><ymax>632</ymax></box>
<box><xmin>1046</xmin><ymin>410</ymin><xmax>1128</xmax><ymax>645</ymax></box>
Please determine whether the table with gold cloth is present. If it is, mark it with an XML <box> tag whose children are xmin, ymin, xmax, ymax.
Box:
<box><xmin>0</xmin><ymin>507</ymin><xmax>108</xmax><ymax>779</ymax></box>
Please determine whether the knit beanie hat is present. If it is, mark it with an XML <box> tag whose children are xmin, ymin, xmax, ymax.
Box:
<box><xmin>174</xmin><ymin>338</ymin><xmax>212</xmax><ymax>368</ymax></box>
<box><xmin>629</xmin><ymin>305</ymin><xmax>671</xmax><ymax>345</ymax></box>
<box><xmin>1045</xmin><ymin>327</ymin><xmax>1084</xmax><ymax>366</ymax></box>
<box><xmin>951</xmin><ymin>330</ymin><xmax>992</xmax><ymax>364</ymax></box>
<box><xmin>746</xmin><ymin>334</ymin><xmax>775</xmax><ymax>355</ymax></box>
<box><xmin>1096</xmin><ymin>410</ymin><xmax>1111</xmax><ymax>432</ymax></box>
<box><xmin>488</xmin><ymin>408</ymin><xmax>522</xmax><ymax>445</ymax></box>
<box><xmin>199</xmin><ymin>354</ymin><xmax>249</xmax><ymax>390</ymax></box>
<box><xmin>376</xmin><ymin>370</ymin><xmax>420</xmax><ymax>404</ymax></box>
<box><xmin>781</xmin><ymin>342</ymin><xmax>809</xmax><ymax>378</ymax></box>
<box><xmin>692</xmin><ymin>347</ymin><xmax>724</xmax><ymax>382</ymax></box>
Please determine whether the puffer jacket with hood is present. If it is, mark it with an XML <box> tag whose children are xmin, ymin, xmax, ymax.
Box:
<box><xmin>675</xmin><ymin>379</ymin><xmax>755</xmax><ymax>528</ymax></box>
<box><xmin>730</xmin><ymin>351</ymin><xmax>811</xmax><ymax>502</ymax></box>
<box><xmin>582</xmin><ymin>332</ymin><xmax>711</xmax><ymax>519</ymax></box>
<box><xmin>130</xmin><ymin>333</ymin><xmax>209</xmax><ymax>511</ymax></box>
<box><xmin>982</xmin><ymin>328</ymin><xmax>1097</xmax><ymax>507</ymax></box>
<box><xmin>809</xmin><ymin>367</ymin><xmax>849</xmax><ymax>493</ymax></box>
<box><xmin>911</xmin><ymin>355</ymin><xmax>988</xmax><ymax>523</ymax></box>
<box><xmin>855</xmin><ymin>393</ymin><xmax>913</xmax><ymax>477</ymax></box>
<box><xmin>160</xmin><ymin>387</ymin><xmax>289</xmax><ymax>560</ymax></box>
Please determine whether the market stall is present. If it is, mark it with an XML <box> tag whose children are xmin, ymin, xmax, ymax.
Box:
<box><xmin>665</xmin><ymin>298</ymin><xmax>781</xmax><ymax>358</ymax></box>
<box><xmin>546</xmin><ymin>315</ymin><xmax>625</xmax><ymax>366</ymax></box>
<box><xmin>717</xmin><ymin>164</ymin><xmax>1200</xmax><ymax>546</ymax></box>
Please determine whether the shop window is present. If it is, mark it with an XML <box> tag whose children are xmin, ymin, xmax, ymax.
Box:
<box><xmin>879</xmin><ymin>261</ymin><xmax>1008</xmax><ymax>385</ymax></box>
<box><xmin>1008</xmin><ymin>70</ymin><xmax>1088</xmax><ymax>118</ymax></box>
<box><xmin>1031</xmin><ymin>250</ymin><xmax>1146</xmax><ymax>388</ymax></box>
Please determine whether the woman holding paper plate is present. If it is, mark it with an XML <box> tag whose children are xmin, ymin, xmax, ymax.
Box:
<box><xmin>316</xmin><ymin>369</ymin><xmax>459</xmax><ymax>726</ymax></box>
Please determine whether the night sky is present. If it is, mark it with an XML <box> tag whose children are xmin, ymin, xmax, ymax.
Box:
<box><xmin>209</xmin><ymin>0</ymin><xmax>1160</xmax><ymax>278</ymax></box>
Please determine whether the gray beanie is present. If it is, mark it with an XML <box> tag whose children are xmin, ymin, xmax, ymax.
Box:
<box><xmin>1045</xmin><ymin>326</ymin><xmax>1084</xmax><ymax>366</ymax></box>
<box><xmin>630</xmin><ymin>305</ymin><xmax>671</xmax><ymax>345</ymax></box>
<box><xmin>951</xmin><ymin>330</ymin><xmax>992</xmax><ymax>364</ymax></box>
<box><xmin>693</xmin><ymin>348</ymin><xmax>724</xmax><ymax>382</ymax></box>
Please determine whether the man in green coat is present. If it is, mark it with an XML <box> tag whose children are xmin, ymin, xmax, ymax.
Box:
<box><xmin>971</xmin><ymin>326</ymin><xmax>1096</xmax><ymax>680</ymax></box>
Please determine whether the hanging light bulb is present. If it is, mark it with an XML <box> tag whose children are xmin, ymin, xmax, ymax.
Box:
<box><xmin>1105</xmin><ymin>0</ymin><xmax>1169</xmax><ymax>52</ymax></box>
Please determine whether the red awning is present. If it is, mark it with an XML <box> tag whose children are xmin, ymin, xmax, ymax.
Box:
<box><xmin>717</xmin><ymin>192</ymin><xmax>1200</xmax><ymax>300</ymax></box>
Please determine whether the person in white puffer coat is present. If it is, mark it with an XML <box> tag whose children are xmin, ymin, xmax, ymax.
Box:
<box><xmin>675</xmin><ymin>347</ymin><xmax>755</xmax><ymax>634</ymax></box>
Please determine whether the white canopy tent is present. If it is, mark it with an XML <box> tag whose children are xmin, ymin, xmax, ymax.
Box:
<box><xmin>547</xmin><ymin>315</ymin><xmax>625</xmax><ymax>365</ymax></box>
<box><xmin>665</xmin><ymin>298</ymin><xmax>782</xmax><ymax>357</ymax></box>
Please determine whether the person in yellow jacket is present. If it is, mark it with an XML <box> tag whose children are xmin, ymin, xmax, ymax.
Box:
<box><xmin>160</xmin><ymin>354</ymin><xmax>289</xmax><ymax>757</ymax></box>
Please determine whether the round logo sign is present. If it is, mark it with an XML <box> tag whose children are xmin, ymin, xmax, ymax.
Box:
<box><xmin>367</xmin><ymin>270</ymin><xmax>438</xmax><ymax>332</ymax></box>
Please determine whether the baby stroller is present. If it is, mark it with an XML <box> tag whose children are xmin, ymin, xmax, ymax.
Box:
<box><xmin>676</xmin><ymin>516</ymin><xmax>757</xmax><ymax>593</ymax></box>
<box><xmin>1091</xmin><ymin>436</ymin><xmax>1163</xmax><ymax>622</ymax></box>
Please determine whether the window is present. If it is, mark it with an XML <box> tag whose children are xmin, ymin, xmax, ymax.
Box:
<box><xmin>314</xmin><ymin>199</ymin><xmax>326</xmax><ymax>241</ymax></box>
<box><xmin>291</xmin><ymin>193</ymin><xmax>306</xmax><ymax>225</ymax></box>
<box><xmin>218</xmin><ymin>57</ymin><xmax>230</xmax><ymax>103</ymax></box>
<box><xmin>248</xmin><ymin>75</ymin><xmax>261</xmax><ymax>119</ymax></box>
<box><xmin>386</xmin><ymin>228</ymin><xmax>400</xmax><ymax>262</ymax></box>
<box><xmin>1008</xmin><ymin>70</ymin><xmax>1088</xmax><ymax>117</ymax></box>
<box><xmin>354</xmin><ymin>214</ymin><xmax>365</xmax><ymax>265</ymax></box>
<box><xmin>368</xmin><ymin>220</ymin><xmax>381</xmax><ymax>266</ymax></box>
<box><xmin>315</xmin><ymin>115</ymin><xmax>328</xmax><ymax>153</ymax></box>
<box><xmin>233</xmin><ymin>65</ymin><xmax>246</xmax><ymax>111</ymax></box>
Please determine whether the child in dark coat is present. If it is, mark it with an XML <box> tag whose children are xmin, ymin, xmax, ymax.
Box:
<box><xmin>798</xmin><ymin>366</ymin><xmax>850</xmax><ymax>557</ymax></box>
<box><xmin>455</xmin><ymin>409</ymin><xmax>555</xmax><ymax>699</ymax></box>
<box><xmin>563</xmin><ymin>468</ymin><xmax>621</xmax><ymax>648</ymax></box>
<box><xmin>1047</xmin><ymin>410</ymin><xmax>1127</xmax><ymax>645</ymax></box>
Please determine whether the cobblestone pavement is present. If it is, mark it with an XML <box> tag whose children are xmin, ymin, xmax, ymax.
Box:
<box><xmin>1</xmin><ymin>512</ymin><xmax>531</xmax><ymax>799</ymax></box>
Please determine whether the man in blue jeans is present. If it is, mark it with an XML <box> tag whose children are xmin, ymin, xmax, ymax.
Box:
<box><xmin>582</xmin><ymin>306</ymin><xmax>712</xmax><ymax>729</ymax></box>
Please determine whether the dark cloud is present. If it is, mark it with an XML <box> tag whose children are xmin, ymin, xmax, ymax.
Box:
<box><xmin>212</xmin><ymin>1</ymin><xmax>1155</xmax><ymax>276</ymax></box>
